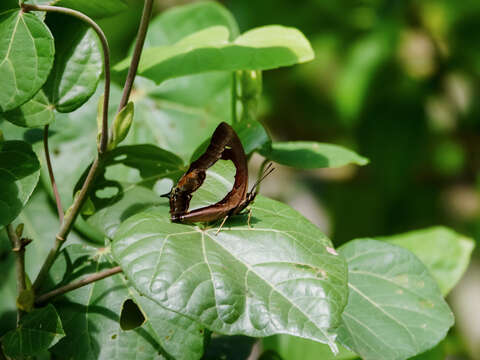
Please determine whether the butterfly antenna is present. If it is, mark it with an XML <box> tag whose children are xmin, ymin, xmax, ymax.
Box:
<box><xmin>249</xmin><ymin>162</ymin><xmax>275</xmax><ymax>194</ymax></box>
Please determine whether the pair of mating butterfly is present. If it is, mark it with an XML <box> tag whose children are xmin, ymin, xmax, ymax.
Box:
<box><xmin>163</xmin><ymin>122</ymin><xmax>274</xmax><ymax>231</ymax></box>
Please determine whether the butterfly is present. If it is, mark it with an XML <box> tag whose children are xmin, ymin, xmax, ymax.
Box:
<box><xmin>163</xmin><ymin>122</ymin><xmax>273</xmax><ymax>231</ymax></box>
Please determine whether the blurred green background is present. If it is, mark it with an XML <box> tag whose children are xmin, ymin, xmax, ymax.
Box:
<box><xmin>99</xmin><ymin>0</ymin><xmax>480</xmax><ymax>358</ymax></box>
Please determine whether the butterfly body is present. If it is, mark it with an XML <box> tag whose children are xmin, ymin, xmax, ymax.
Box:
<box><xmin>166</xmin><ymin>122</ymin><xmax>260</xmax><ymax>224</ymax></box>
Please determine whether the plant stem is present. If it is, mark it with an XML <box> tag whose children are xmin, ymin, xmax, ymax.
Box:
<box><xmin>32</xmin><ymin>158</ymin><xmax>101</xmax><ymax>290</ymax></box>
<box><xmin>35</xmin><ymin>266</ymin><xmax>122</xmax><ymax>304</ymax></box>
<box><xmin>6</xmin><ymin>224</ymin><xmax>26</xmax><ymax>324</ymax></box>
<box><xmin>21</xmin><ymin>3</ymin><xmax>111</xmax><ymax>155</ymax></box>
<box><xmin>43</xmin><ymin>125</ymin><xmax>64</xmax><ymax>224</ymax></box>
<box><xmin>231</xmin><ymin>72</ymin><xmax>238</xmax><ymax>123</ymax></box>
<box><xmin>28</xmin><ymin>0</ymin><xmax>155</xmax><ymax>292</ymax></box>
<box><xmin>118</xmin><ymin>0</ymin><xmax>154</xmax><ymax>111</ymax></box>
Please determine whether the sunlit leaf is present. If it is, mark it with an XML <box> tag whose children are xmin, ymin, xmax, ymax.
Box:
<box><xmin>1</xmin><ymin>89</ymin><xmax>54</xmax><ymax>128</ymax></box>
<box><xmin>337</xmin><ymin>239</ymin><xmax>454</xmax><ymax>360</ymax></box>
<box><xmin>378</xmin><ymin>226</ymin><xmax>475</xmax><ymax>295</ymax></box>
<box><xmin>260</xmin><ymin>141</ymin><xmax>368</xmax><ymax>169</ymax></box>
<box><xmin>0</xmin><ymin>10</ymin><xmax>54</xmax><ymax>111</ymax></box>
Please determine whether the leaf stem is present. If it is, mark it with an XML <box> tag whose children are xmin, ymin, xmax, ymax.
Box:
<box><xmin>35</xmin><ymin>266</ymin><xmax>122</xmax><ymax>304</ymax></box>
<box><xmin>231</xmin><ymin>72</ymin><xmax>238</xmax><ymax>123</ymax></box>
<box><xmin>6</xmin><ymin>224</ymin><xmax>26</xmax><ymax>324</ymax></box>
<box><xmin>43</xmin><ymin>125</ymin><xmax>64</xmax><ymax>224</ymax></box>
<box><xmin>21</xmin><ymin>3</ymin><xmax>111</xmax><ymax>155</ymax></box>
<box><xmin>118</xmin><ymin>0</ymin><xmax>154</xmax><ymax>111</ymax></box>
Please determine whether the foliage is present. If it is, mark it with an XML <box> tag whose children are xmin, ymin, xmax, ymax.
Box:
<box><xmin>0</xmin><ymin>1</ymin><xmax>476</xmax><ymax>359</ymax></box>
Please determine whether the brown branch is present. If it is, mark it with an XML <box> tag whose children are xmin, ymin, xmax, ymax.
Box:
<box><xmin>43</xmin><ymin>125</ymin><xmax>64</xmax><ymax>224</ymax></box>
<box><xmin>35</xmin><ymin>266</ymin><xmax>122</xmax><ymax>304</ymax></box>
<box><xmin>6</xmin><ymin>224</ymin><xmax>26</xmax><ymax>324</ymax></box>
<box><xmin>117</xmin><ymin>0</ymin><xmax>154</xmax><ymax>112</ymax></box>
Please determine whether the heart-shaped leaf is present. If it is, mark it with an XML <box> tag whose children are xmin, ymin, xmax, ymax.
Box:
<box><xmin>0</xmin><ymin>10</ymin><xmax>55</xmax><ymax>112</ymax></box>
<box><xmin>2</xmin><ymin>304</ymin><xmax>65</xmax><ymax>357</ymax></box>
<box><xmin>43</xmin><ymin>244</ymin><xmax>205</xmax><ymax>360</ymax></box>
<box><xmin>378</xmin><ymin>226</ymin><xmax>474</xmax><ymax>295</ymax></box>
<box><xmin>337</xmin><ymin>239</ymin><xmax>454</xmax><ymax>360</ymax></box>
<box><xmin>0</xmin><ymin>140</ymin><xmax>40</xmax><ymax>227</ymax></box>
<box><xmin>260</xmin><ymin>141</ymin><xmax>368</xmax><ymax>169</ymax></box>
<box><xmin>112</xmin><ymin>158</ymin><xmax>347</xmax><ymax>351</ymax></box>
<box><xmin>1</xmin><ymin>89</ymin><xmax>54</xmax><ymax>128</ymax></box>
<box><xmin>115</xmin><ymin>25</ymin><xmax>314</xmax><ymax>84</ymax></box>
<box><xmin>43</xmin><ymin>14</ymin><xmax>103</xmax><ymax>113</ymax></box>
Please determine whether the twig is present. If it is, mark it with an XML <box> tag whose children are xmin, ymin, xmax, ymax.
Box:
<box><xmin>231</xmin><ymin>72</ymin><xmax>238</xmax><ymax>123</ymax></box>
<box><xmin>35</xmin><ymin>266</ymin><xmax>122</xmax><ymax>304</ymax></box>
<box><xmin>27</xmin><ymin>0</ymin><xmax>155</xmax><ymax>291</ymax></box>
<box><xmin>21</xmin><ymin>3</ymin><xmax>111</xmax><ymax>155</ymax></box>
<box><xmin>43</xmin><ymin>125</ymin><xmax>64</xmax><ymax>223</ymax></box>
<box><xmin>118</xmin><ymin>0</ymin><xmax>154</xmax><ymax>111</ymax></box>
<box><xmin>6</xmin><ymin>224</ymin><xmax>26</xmax><ymax>324</ymax></box>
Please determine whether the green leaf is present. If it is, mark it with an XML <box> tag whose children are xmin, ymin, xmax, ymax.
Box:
<box><xmin>378</xmin><ymin>226</ymin><xmax>475</xmax><ymax>295</ymax></box>
<box><xmin>115</xmin><ymin>25</ymin><xmax>314</xmax><ymax>84</ymax></box>
<box><xmin>2</xmin><ymin>304</ymin><xmax>65</xmax><ymax>357</ymax></box>
<box><xmin>263</xmin><ymin>335</ymin><xmax>358</xmax><ymax>360</ymax></box>
<box><xmin>0</xmin><ymin>10</ymin><xmax>55</xmax><ymax>112</ymax></box>
<box><xmin>112</xmin><ymin>159</ymin><xmax>348</xmax><ymax>351</ymax></box>
<box><xmin>43</xmin><ymin>14</ymin><xmax>103</xmax><ymax>113</ymax></box>
<box><xmin>144</xmin><ymin>1</ymin><xmax>239</xmax><ymax>46</ymax></box>
<box><xmin>45</xmin><ymin>244</ymin><xmax>205</xmax><ymax>360</ymax></box>
<box><xmin>260</xmin><ymin>141</ymin><xmax>369</xmax><ymax>169</ymax></box>
<box><xmin>337</xmin><ymin>239</ymin><xmax>454</xmax><ymax>360</ymax></box>
<box><xmin>0</xmin><ymin>141</ymin><xmax>40</xmax><ymax>227</ymax></box>
<box><xmin>1</xmin><ymin>89</ymin><xmax>54</xmax><ymax>128</ymax></box>
<box><xmin>26</xmin><ymin>0</ymin><xmax>128</xmax><ymax>19</ymax></box>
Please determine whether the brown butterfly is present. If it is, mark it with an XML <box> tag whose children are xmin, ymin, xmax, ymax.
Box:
<box><xmin>163</xmin><ymin>122</ymin><xmax>273</xmax><ymax>230</ymax></box>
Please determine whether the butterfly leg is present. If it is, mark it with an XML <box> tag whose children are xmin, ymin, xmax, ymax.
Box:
<box><xmin>215</xmin><ymin>215</ymin><xmax>229</xmax><ymax>235</ymax></box>
<box><xmin>247</xmin><ymin>207</ymin><xmax>253</xmax><ymax>229</ymax></box>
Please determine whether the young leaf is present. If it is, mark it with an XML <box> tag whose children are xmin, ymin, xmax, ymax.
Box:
<box><xmin>115</xmin><ymin>25</ymin><xmax>314</xmax><ymax>84</ymax></box>
<box><xmin>1</xmin><ymin>89</ymin><xmax>54</xmax><ymax>128</ymax></box>
<box><xmin>43</xmin><ymin>14</ymin><xmax>103</xmax><ymax>113</ymax></box>
<box><xmin>337</xmin><ymin>239</ymin><xmax>454</xmax><ymax>360</ymax></box>
<box><xmin>0</xmin><ymin>141</ymin><xmax>40</xmax><ymax>227</ymax></box>
<box><xmin>377</xmin><ymin>226</ymin><xmax>475</xmax><ymax>295</ymax></box>
<box><xmin>260</xmin><ymin>141</ymin><xmax>369</xmax><ymax>169</ymax></box>
<box><xmin>112</xmin><ymin>161</ymin><xmax>348</xmax><ymax>351</ymax></box>
<box><xmin>44</xmin><ymin>244</ymin><xmax>206</xmax><ymax>360</ymax></box>
<box><xmin>0</xmin><ymin>10</ymin><xmax>55</xmax><ymax>112</ymax></box>
<box><xmin>110</xmin><ymin>102</ymin><xmax>134</xmax><ymax>149</ymax></box>
<box><xmin>2</xmin><ymin>304</ymin><xmax>65</xmax><ymax>357</ymax></box>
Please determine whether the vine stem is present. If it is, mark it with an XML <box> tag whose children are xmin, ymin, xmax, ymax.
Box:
<box><xmin>35</xmin><ymin>266</ymin><xmax>122</xmax><ymax>304</ymax></box>
<box><xmin>118</xmin><ymin>0</ymin><xmax>154</xmax><ymax>112</ymax></box>
<box><xmin>231</xmin><ymin>72</ymin><xmax>238</xmax><ymax>123</ymax></box>
<box><xmin>43</xmin><ymin>125</ymin><xmax>64</xmax><ymax>223</ymax></box>
<box><xmin>6</xmin><ymin>224</ymin><xmax>26</xmax><ymax>324</ymax></box>
<box><xmin>22</xmin><ymin>3</ymin><xmax>111</xmax><ymax>155</ymax></box>
<box><xmin>22</xmin><ymin>0</ymin><xmax>154</xmax><ymax>292</ymax></box>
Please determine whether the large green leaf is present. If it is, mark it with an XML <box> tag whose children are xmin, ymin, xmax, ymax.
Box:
<box><xmin>0</xmin><ymin>10</ymin><xmax>55</xmax><ymax>112</ymax></box>
<box><xmin>0</xmin><ymin>141</ymin><xmax>40</xmax><ymax>227</ymax></box>
<box><xmin>260</xmin><ymin>141</ymin><xmax>368</xmax><ymax>169</ymax></box>
<box><xmin>44</xmin><ymin>14</ymin><xmax>103</xmax><ymax>113</ymax></box>
<box><xmin>115</xmin><ymin>25</ymin><xmax>314</xmax><ymax>84</ymax></box>
<box><xmin>337</xmin><ymin>239</ymin><xmax>454</xmax><ymax>360</ymax></box>
<box><xmin>378</xmin><ymin>226</ymin><xmax>474</xmax><ymax>295</ymax></box>
<box><xmin>44</xmin><ymin>244</ymin><xmax>205</xmax><ymax>360</ymax></box>
<box><xmin>263</xmin><ymin>335</ymin><xmax>358</xmax><ymax>360</ymax></box>
<box><xmin>25</xmin><ymin>0</ymin><xmax>128</xmax><ymax>19</ymax></box>
<box><xmin>2</xmin><ymin>304</ymin><xmax>65</xmax><ymax>357</ymax></box>
<box><xmin>112</xmin><ymin>159</ymin><xmax>348</xmax><ymax>351</ymax></box>
<box><xmin>0</xmin><ymin>89</ymin><xmax>54</xmax><ymax>128</ymax></box>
